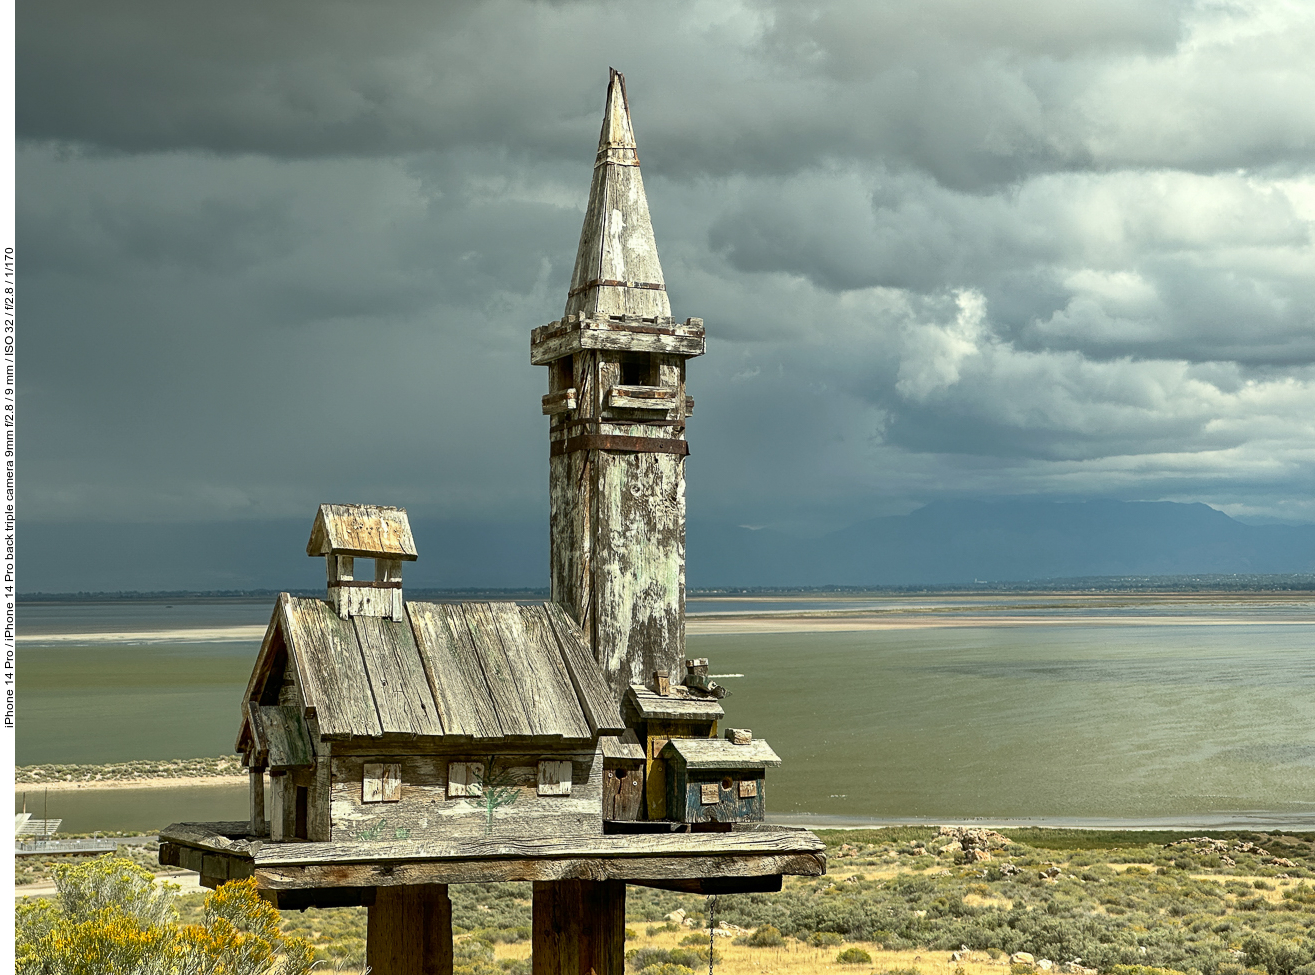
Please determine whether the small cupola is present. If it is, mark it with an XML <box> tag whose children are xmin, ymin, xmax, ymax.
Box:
<box><xmin>306</xmin><ymin>503</ymin><xmax>417</xmax><ymax>621</ymax></box>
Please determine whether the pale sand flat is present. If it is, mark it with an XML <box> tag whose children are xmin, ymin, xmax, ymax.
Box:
<box><xmin>15</xmin><ymin>775</ymin><xmax>248</xmax><ymax>794</ymax></box>
<box><xmin>19</xmin><ymin>625</ymin><xmax>268</xmax><ymax>644</ymax></box>
<box><xmin>687</xmin><ymin>612</ymin><xmax>1312</xmax><ymax>634</ymax></box>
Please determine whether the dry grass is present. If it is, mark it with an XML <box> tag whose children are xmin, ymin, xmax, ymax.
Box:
<box><xmin>490</xmin><ymin>926</ymin><xmax>1013</xmax><ymax>975</ymax></box>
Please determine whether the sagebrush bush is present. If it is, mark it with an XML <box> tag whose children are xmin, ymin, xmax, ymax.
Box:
<box><xmin>837</xmin><ymin>946</ymin><xmax>873</xmax><ymax>963</ymax></box>
<box><xmin>635</xmin><ymin>966</ymin><xmax>694</xmax><ymax>975</ymax></box>
<box><xmin>745</xmin><ymin>924</ymin><xmax>785</xmax><ymax>947</ymax></box>
<box><xmin>16</xmin><ymin>856</ymin><xmax>313</xmax><ymax>975</ymax></box>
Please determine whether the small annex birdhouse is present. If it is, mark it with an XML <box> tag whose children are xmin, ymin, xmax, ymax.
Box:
<box><xmin>306</xmin><ymin>503</ymin><xmax>418</xmax><ymax>621</ymax></box>
<box><xmin>661</xmin><ymin>734</ymin><xmax>781</xmax><ymax>825</ymax></box>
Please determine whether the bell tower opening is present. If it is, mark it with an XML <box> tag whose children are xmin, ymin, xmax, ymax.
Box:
<box><xmin>619</xmin><ymin>352</ymin><xmax>653</xmax><ymax>388</ymax></box>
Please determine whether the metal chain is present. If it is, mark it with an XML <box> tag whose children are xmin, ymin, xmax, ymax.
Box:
<box><xmin>707</xmin><ymin>894</ymin><xmax>717</xmax><ymax>975</ymax></box>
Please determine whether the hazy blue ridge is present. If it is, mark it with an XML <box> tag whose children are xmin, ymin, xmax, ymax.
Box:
<box><xmin>685</xmin><ymin>500</ymin><xmax>1315</xmax><ymax>587</ymax></box>
<box><xmin>18</xmin><ymin>500</ymin><xmax>1315</xmax><ymax>593</ymax></box>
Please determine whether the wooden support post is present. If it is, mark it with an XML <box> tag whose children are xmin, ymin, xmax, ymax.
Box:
<box><xmin>366</xmin><ymin>884</ymin><xmax>453</xmax><ymax>975</ymax></box>
<box><xmin>268</xmin><ymin>771</ymin><xmax>287</xmax><ymax>841</ymax></box>
<box><xmin>249</xmin><ymin>767</ymin><xmax>267</xmax><ymax>837</ymax></box>
<box><xmin>532</xmin><ymin>880</ymin><xmax>626</xmax><ymax>975</ymax></box>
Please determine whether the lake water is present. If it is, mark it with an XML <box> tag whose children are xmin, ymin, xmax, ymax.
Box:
<box><xmin>16</xmin><ymin>594</ymin><xmax>1315</xmax><ymax>831</ymax></box>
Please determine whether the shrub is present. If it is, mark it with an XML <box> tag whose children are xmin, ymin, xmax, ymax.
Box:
<box><xmin>626</xmin><ymin>928</ymin><xmax>638</xmax><ymax>941</ymax></box>
<box><xmin>669</xmin><ymin>947</ymin><xmax>719</xmax><ymax>967</ymax></box>
<box><xmin>811</xmin><ymin>931</ymin><xmax>845</xmax><ymax>946</ymax></box>
<box><xmin>837</xmin><ymin>947</ymin><xmax>873</xmax><ymax>964</ymax></box>
<box><xmin>628</xmin><ymin>947</ymin><xmax>718</xmax><ymax>970</ymax></box>
<box><xmin>16</xmin><ymin>856</ymin><xmax>313</xmax><ymax>975</ymax></box>
<box><xmin>629</xmin><ymin>947</ymin><xmax>674</xmax><ymax>970</ymax></box>
<box><xmin>647</xmin><ymin>923</ymin><xmax>680</xmax><ymax>936</ymax></box>
<box><xmin>636</xmin><ymin>966</ymin><xmax>695</xmax><ymax>975</ymax></box>
<box><xmin>468</xmin><ymin>926</ymin><xmax>530</xmax><ymax>944</ymax></box>
<box><xmin>454</xmin><ymin>937</ymin><xmax>495</xmax><ymax>965</ymax></box>
<box><xmin>745</xmin><ymin>925</ymin><xmax>785</xmax><ymax>947</ymax></box>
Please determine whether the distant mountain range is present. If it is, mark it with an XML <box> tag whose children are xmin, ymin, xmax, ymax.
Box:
<box><xmin>686</xmin><ymin>500</ymin><xmax>1315</xmax><ymax>588</ymax></box>
<box><xmin>19</xmin><ymin>500</ymin><xmax>1315</xmax><ymax>594</ymax></box>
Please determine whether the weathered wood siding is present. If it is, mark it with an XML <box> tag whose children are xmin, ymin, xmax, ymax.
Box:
<box><xmin>668</xmin><ymin>770</ymin><xmax>766</xmax><ymax>825</ymax></box>
<box><xmin>595</xmin><ymin>447</ymin><xmax>684</xmax><ymax>696</ymax></box>
<box><xmin>549</xmin><ymin>390</ymin><xmax>689</xmax><ymax>706</ymax></box>
<box><xmin>329</xmin><ymin>747</ymin><xmax>604</xmax><ymax>842</ymax></box>
<box><xmin>602</xmin><ymin>768</ymin><xmax>643</xmax><ymax>821</ymax></box>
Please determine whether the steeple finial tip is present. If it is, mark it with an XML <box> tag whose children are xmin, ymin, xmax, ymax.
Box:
<box><xmin>600</xmin><ymin>68</ymin><xmax>636</xmax><ymax>151</ymax></box>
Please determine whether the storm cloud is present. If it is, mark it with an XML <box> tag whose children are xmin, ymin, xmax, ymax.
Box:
<box><xmin>19</xmin><ymin>0</ymin><xmax>1315</xmax><ymax>581</ymax></box>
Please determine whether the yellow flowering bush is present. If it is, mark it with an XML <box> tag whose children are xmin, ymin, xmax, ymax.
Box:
<box><xmin>16</xmin><ymin>856</ymin><xmax>313</xmax><ymax>975</ymax></box>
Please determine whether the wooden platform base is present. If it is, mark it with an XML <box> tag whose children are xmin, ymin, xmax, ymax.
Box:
<box><xmin>159</xmin><ymin>821</ymin><xmax>826</xmax><ymax>896</ymax></box>
<box><xmin>159</xmin><ymin>821</ymin><xmax>826</xmax><ymax>973</ymax></box>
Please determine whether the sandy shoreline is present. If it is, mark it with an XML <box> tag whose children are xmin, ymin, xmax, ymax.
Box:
<box><xmin>687</xmin><ymin>612</ymin><xmax>1312</xmax><ymax>634</ymax></box>
<box><xmin>15</xmin><ymin>775</ymin><xmax>248</xmax><ymax>794</ymax></box>
<box><xmin>20</xmin><ymin>606</ymin><xmax>1313</xmax><ymax>644</ymax></box>
<box><xmin>19</xmin><ymin>625</ymin><xmax>269</xmax><ymax>644</ymax></box>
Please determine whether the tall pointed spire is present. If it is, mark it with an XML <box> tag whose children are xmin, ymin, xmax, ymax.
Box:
<box><xmin>565</xmin><ymin>69</ymin><xmax>671</xmax><ymax>320</ymax></box>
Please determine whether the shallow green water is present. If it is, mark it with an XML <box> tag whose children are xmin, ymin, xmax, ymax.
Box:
<box><xmin>690</xmin><ymin>623</ymin><xmax>1315</xmax><ymax>823</ymax></box>
<box><xmin>15</xmin><ymin>783</ymin><xmax>249</xmax><ymax>834</ymax></box>
<box><xmin>18</xmin><ymin>640</ymin><xmax>257</xmax><ymax>765</ymax></box>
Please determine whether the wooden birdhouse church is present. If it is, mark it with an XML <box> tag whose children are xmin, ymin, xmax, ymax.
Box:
<box><xmin>161</xmin><ymin>69</ymin><xmax>824</xmax><ymax>975</ymax></box>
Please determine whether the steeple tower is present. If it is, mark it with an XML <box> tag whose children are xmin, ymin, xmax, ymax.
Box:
<box><xmin>531</xmin><ymin>69</ymin><xmax>705</xmax><ymax>703</ymax></box>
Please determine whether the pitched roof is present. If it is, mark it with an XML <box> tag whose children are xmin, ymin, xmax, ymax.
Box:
<box><xmin>661</xmin><ymin>737</ymin><xmax>782</xmax><ymax>770</ymax></box>
<box><xmin>239</xmin><ymin>598</ymin><xmax>624</xmax><ymax>749</ymax></box>
<box><xmin>564</xmin><ymin>68</ymin><xmax>671</xmax><ymax>321</ymax></box>
<box><xmin>625</xmin><ymin>684</ymin><xmax>725</xmax><ymax>722</ymax></box>
<box><xmin>599</xmin><ymin>728</ymin><xmax>645</xmax><ymax>765</ymax></box>
<box><xmin>306</xmin><ymin>503</ymin><xmax>418</xmax><ymax>560</ymax></box>
<box><xmin>247</xmin><ymin>704</ymin><xmax>314</xmax><ymax>770</ymax></box>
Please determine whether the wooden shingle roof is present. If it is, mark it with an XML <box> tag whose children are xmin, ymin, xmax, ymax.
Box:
<box><xmin>661</xmin><ymin>737</ymin><xmax>781</xmax><ymax>770</ymax></box>
<box><xmin>240</xmin><ymin>597</ymin><xmax>623</xmax><ymax>749</ymax></box>
<box><xmin>306</xmin><ymin>503</ymin><xmax>418</xmax><ymax>560</ymax></box>
<box><xmin>625</xmin><ymin>684</ymin><xmax>725</xmax><ymax>722</ymax></box>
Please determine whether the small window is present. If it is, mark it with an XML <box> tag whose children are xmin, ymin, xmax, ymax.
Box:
<box><xmin>552</xmin><ymin>356</ymin><xmax>574</xmax><ymax>391</ymax></box>
<box><xmin>538</xmin><ymin>760</ymin><xmax>572</xmax><ymax>796</ymax></box>
<box><xmin>448</xmin><ymin>762</ymin><xmax>484</xmax><ymax>798</ymax></box>
<box><xmin>364</xmin><ymin>763</ymin><xmax>403</xmax><ymax>803</ymax></box>
<box><xmin>620</xmin><ymin>353</ymin><xmax>651</xmax><ymax>386</ymax></box>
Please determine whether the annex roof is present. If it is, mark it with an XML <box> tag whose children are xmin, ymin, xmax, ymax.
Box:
<box><xmin>599</xmin><ymin>728</ymin><xmax>645</xmax><ymax>765</ymax></box>
<box><xmin>306</xmin><ymin>503</ymin><xmax>418</xmax><ymax>561</ymax></box>
<box><xmin>661</xmin><ymin>737</ymin><xmax>782</xmax><ymax>770</ymax></box>
<box><xmin>239</xmin><ymin>597</ymin><xmax>624</xmax><ymax>752</ymax></box>
<box><xmin>625</xmin><ymin>684</ymin><xmax>725</xmax><ymax>722</ymax></box>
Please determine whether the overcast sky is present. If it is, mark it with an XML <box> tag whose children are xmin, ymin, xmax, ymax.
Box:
<box><xmin>19</xmin><ymin>0</ymin><xmax>1315</xmax><ymax>544</ymax></box>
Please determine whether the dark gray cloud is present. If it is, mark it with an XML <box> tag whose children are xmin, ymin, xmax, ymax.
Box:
<box><xmin>18</xmin><ymin>0</ymin><xmax>1315</xmax><ymax>553</ymax></box>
